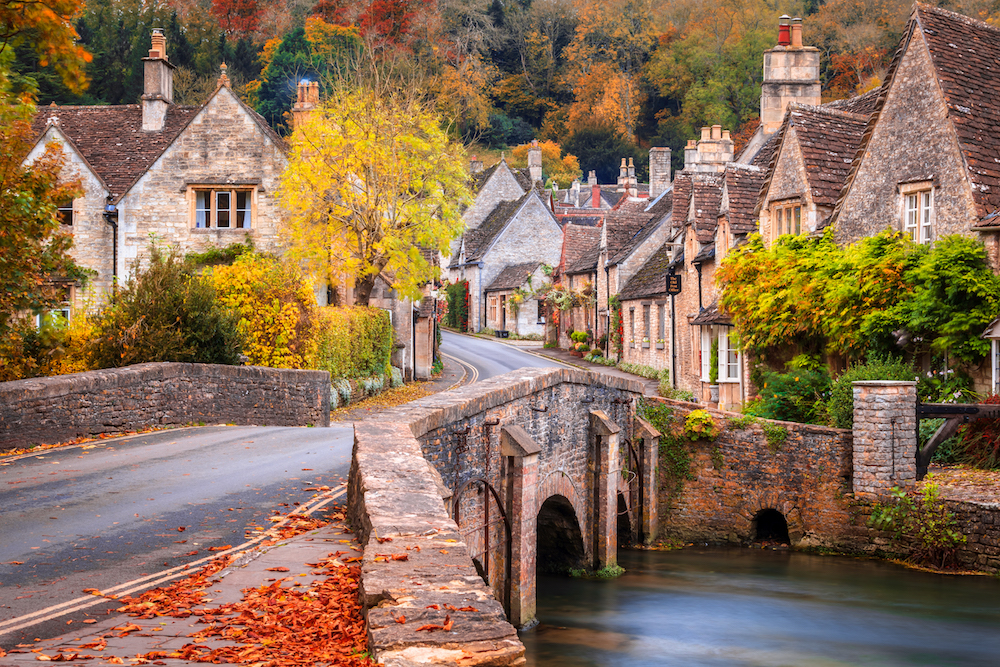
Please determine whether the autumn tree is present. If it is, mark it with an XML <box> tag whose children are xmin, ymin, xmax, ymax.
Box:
<box><xmin>211</xmin><ymin>0</ymin><xmax>264</xmax><ymax>37</ymax></box>
<box><xmin>510</xmin><ymin>140</ymin><xmax>581</xmax><ymax>188</ymax></box>
<box><xmin>279</xmin><ymin>84</ymin><xmax>471</xmax><ymax>305</ymax></box>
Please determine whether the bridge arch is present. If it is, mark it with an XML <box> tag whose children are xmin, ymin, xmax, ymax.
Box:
<box><xmin>536</xmin><ymin>494</ymin><xmax>586</xmax><ymax>574</ymax></box>
<box><xmin>537</xmin><ymin>470</ymin><xmax>592</xmax><ymax>560</ymax></box>
<box><xmin>738</xmin><ymin>493</ymin><xmax>806</xmax><ymax>545</ymax></box>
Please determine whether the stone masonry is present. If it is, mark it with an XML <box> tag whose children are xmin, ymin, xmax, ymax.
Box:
<box><xmin>851</xmin><ymin>380</ymin><xmax>917</xmax><ymax>499</ymax></box>
<box><xmin>0</xmin><ymin>363</ymin><xmax>330</xmax><ymax>451</ymax></box>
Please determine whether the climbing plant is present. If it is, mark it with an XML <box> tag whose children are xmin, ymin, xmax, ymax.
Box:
<box><xmin>609</xmin><ymin>294</ymin><xmax>624</xmax><ymax>357</ymax></box>
<box><xmin>444</xmin><ymin>280</ymin><xmax>469</xmax><ymax>332</ymax></box>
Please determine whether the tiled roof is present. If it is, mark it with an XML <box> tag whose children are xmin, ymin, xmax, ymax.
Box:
<box><xmin>823</xmin><ymin>89</ymin><xmax>881</xmax><ymax>116</ymax></box>
<box><xmin>564</xmin><ymin>225</ymin><xmax>602</xmax><ymax>275</ymax></box>
<box><xmin>917</xmin><ymin>3</ymin><xmax>1000</xmax><ymax>221</ymax></box>
<box><xmin>463</xmin><ymin>192</ymin><xmax>530</xmax><ymax>262</ymax></box>
<box><xmin>689</xmin><ymin>302</ymin><xmax>731</xmax><ymax>326</ymax></box>
<box><xmin>32</xmin><ymin>104</ymin><xmax>200</xmax><ymax>200</ymax></box>
<box><xmin>605</xmin><ymin>200</ymin><xmax>657</xmax><ymax>265</ymax></box>
<box><xmin>618</xmin><ymin>240</ymin><xmax>673</xmax><ymax>301</ymax></box>
<box><xmin>691</xmin><ymin>174</ymin><xmax>724</xmax><ymax>243</ymax></box>
<box><xmin>485</xmin><ymin>262</ymin><xmax>541</xmax><ymax>292</ymax></box>
<box><xmin>692</xmin><ymin>242</ymin><xmax>715</xmax><ymax>264</ymax></box>
<box><xmin>722</xmin><ymin>164</ymin><xmax>765</xmax><ymax>234</ymax></box>
<box><xmin>791</xmin><ymin>105</ymin><xmax>869</xmax><ymax>208</ymax></box>
<box><xmin>670</xmin><ymin>173</ymin><xmax>693</xmax><ymax>235</ymax></box>
<box><xmin>471</xmin><ymin>160</ymin><xmax>532</xmax><ymax>195</ymax></box>
<box><xmin>558</xmin><ymin>215</ymin><xmax>603</xmax><ymax>227</ymax></box>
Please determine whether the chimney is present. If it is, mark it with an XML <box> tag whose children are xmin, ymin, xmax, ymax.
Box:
<box><xmin>649</xmin><ymin>147</ymin><xmax>671</xmax><ymax>199</ymax></box>
<box><xmin>683</xmin><ymin>127</ymin><xmax>733</xmax><ymax>173</ymax></box>
<box><xmin>141</xmin><ymin>29</ymin><xmax>174</xmax><ymax>132</ymax></box>
<box><xmin>292</xmin><ymin>79</ymin><xmax>320</xmax><ymax>132</ymax></box>
<box><xmin>592</xmin><ymin>183</ymin><xmax>601</xmax><ymax>208</ymax></box>
<box><xmin>627</xmin><ymin>157</ymin><xmax>637</xmax><ymax>197</ymax></box>
<box><xmin>470</xmin><ymin>155</ymin><xmax>484</xmax><ymax>173</ymax></box>
<box><xmin>790</xmin><ymin>17</ymin><xmax>803</xmax><ymax>48</ymax></box>
<box><xmin>528</xmin><ymin>139</ymin><xmax>543</xmax><ymax>184</ymax></box>
<box><xmin>761</xmin><ymin>16</ymin><xmax>820</xmax><ymax>135</ymax></box>
<box><xmin>217</xmin><ymin>62</ymin><xmax>230</xmax><ymax>88</ymax></box>
<box><xmin>777</xmin><ymin>15</ymin><xmax>791</xmax><ymax>46</ymax></box>
<box><xmin>587</xmin><ymin>170</ymin><xmax>597</xmax><ymax>186</ymax></box>
<box><xmin>616</xmin><ymin>158</ymin><xmax>628</xmax><ymax>192</ymax></box>
<box><xmin>570</xmin><ymin>179</ymin><xmax>581</xmax><ymax>207</ymax></box>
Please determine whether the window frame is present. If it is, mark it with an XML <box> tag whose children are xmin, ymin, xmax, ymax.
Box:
<box><xmin>190</xmin><ymin>186</ymin><xmax>256</xmax><ymax>229</ymax></box>
<box><xmin>899</xmin><ymin>181</ymin><xmax>933</xmax><ymax>244</ymax></box>
<box><xmin>57</xmin><ymin>199</ymin><xmax>74</xmax><ymax>227</ymax></box>
<box><xmin>719</xmin><ymin>327</ymin><xmax>740</xmax><ymax>383</ymax></box>
<box><xmin>770</xmin><ymin>199</ymin><xmax>802</xmax><ymax>240</ymax></box>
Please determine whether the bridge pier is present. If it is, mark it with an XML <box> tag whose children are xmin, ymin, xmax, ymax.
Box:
<box><xmin>635</xmin><ymin>417</ymin><xmax>661</xmax><ymax>544</ymax></box>
<box><xmin>590</xmin><ymin>410</ymin><xmax>620</xmax><ymax>570</ymax></box>
<box><xmin>501</xmin><ymin>425</ymin><xmax>540</xmax><ymax>629</ymax></box>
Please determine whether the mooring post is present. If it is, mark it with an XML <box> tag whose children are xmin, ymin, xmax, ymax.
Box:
<box><xmin>634</xmin><ymin>416</ymin><xmax>660</xmax><ymax>544</ymax></box>
<box><xmin>851</xmin><ymin>381</ymin><xmax>917</xmax><ymax>500</ymax></box>
<box><xmin>589</xmin><ymin>410</ymin><xmax>619</xmax><ymax>570</ymax></box>
<box><xmin>500</xmin><ymin>425</ymin><xmax>540</xmax><ymax>629</ymax></box>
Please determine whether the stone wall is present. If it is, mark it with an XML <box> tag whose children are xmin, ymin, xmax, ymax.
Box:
<box><xmin>649</xmin><ymin>397</ymin><xmax>861</xmax><ymax>548</ymax></box>
<box><xmin>0</xmin><ymin>363</ymin><xmax>329</xmax><ymax>451</ymax></box>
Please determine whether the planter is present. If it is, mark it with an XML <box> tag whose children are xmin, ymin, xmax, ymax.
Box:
<box><xmin>709</xmin><ymin>384</ymin><xmax>720</xmax><ymax>403</ymax></box>
<box><xmin>569</xmin><ymin>350</ymin><xmax>584</xmax><ymax>358</ymax></box>
<box><xmin>655</xmin><ymin>343</ymin><xmax>665</xmax><ymax>350</ymax></box>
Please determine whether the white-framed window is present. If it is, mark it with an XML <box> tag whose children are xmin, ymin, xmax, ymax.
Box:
<box><xmin>771</xmin><ymin>200</ymin><xmax>801</xmax><ymax>240</ymax></box>
<box><xmin>719</xmin><ymin>327</ymin><xmax>740</xmax><ymax>382</ymax></box>
<box><xmin>488</xmin><ymin>296</ymin><xmax>498</xmax><ymax>325</ymax></box>
<box><xmin>57</xmin><ymin>199</ymin><xmax>74</xmax><ymax>226</ymax></box>
<box><xmin>700</xmin><ymin>326</ymin><xmax>716</xmax><ymax>382</ymax></box>
<box><xmin>34</xmin><ymin>285</ymin><xmax>73</xmax><ymax>328</ymax></box>
<box><xmin>901</xmin><ymin>183</ymin><xmax>933</xmax><ymax>244</ymax></box>
<box><xmin>192</xmin><ymin>188</ymin><xmax>254</xmax><ymax>229</ymax></box>
<box><xmin>642</xmin><ymin>304</ymin><xmax>651</xmax><ymax>340</ymax></box>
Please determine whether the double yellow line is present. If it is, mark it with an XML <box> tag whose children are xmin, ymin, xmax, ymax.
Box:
<box><xmin>0</xmin><ymin>485</ymin><xmax>347</xmax><ymax>637</ymax></box>
<box><xmin>440</xmin><ymin>353</ymin><xmax>478</xmax><ymax>388</ymax></box>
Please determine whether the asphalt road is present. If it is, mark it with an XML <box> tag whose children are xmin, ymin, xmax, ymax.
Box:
<box><xmin>440</xmin><ymin>330</ymin><xmax>564</xmax><ymax>381</ymax></box>
<box><xmin>0</xmin><ymin>425</ymin><xmax>354</xmax><ymax>649</ymax></box>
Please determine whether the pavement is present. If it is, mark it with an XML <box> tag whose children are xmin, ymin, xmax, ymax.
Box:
<box><xmin>0</xmin><ymin>349</ymin><xmax>658</xmax><ymax>666</ymax></box>
<box><xmin>511</xmin><ymin>343</ymin><xmax>661</xmax><ymax>397</ymax></box>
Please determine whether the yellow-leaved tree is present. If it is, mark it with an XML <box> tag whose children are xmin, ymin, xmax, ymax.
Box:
<box><xmin>279</xmin><ymin>85</ymin><xmax>472</xmax><ymax>305</ymax></box>
<box><xmin>511</xmin><ymin>140</ymin><xmax>582</xmax><ymax>189</ymax></box>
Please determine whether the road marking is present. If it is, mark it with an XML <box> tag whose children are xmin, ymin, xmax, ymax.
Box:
<box><xmin>441</xmin><ymin>353</ymin><xmax>478</xmax><ymax>388</ymax></box>
<box><xmin>0</xmin><ymin>486</ymin><xmax>347</xmax><ymax>637</ymax></box>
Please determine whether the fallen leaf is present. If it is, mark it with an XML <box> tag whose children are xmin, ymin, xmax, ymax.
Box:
<box><xmin>265</xmin><ymin>567</ymin><xmax>290</xmax><ymax>572</ymax></box>
<box><xmin>394</xmin><ymin>615</ymin><xmax>406</xmax><ymax>624</ymax></box>
<box><xmin>83</xmin><ymin>619</ymin><xmax>98</xmax><ymax>624</ymax></box>
<box><xmin>207</xmin><ymin>545</ymin><xmax>231</xmax><ymax>552</ymax></box>
<box><xmin>177</xmin><ymin>527</ymin><xmax>186</xmax><ymax>532</ymax></box>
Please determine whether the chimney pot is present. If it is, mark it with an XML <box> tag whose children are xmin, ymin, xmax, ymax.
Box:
<box><xmin>149</xmin><ymin>28</ymin><xmax>167</xmax><ymax>60</ymax></box>
<box><xmin>722</xmin><ymin>129</ymin><xmax>731</xmax><ymax>141</ymax></box>
<box><xmin>701</xmin><ymin>127</ymin><xmax>711</xmax><ymax>141</ymax></box>
<box><xmin>711</xmin><ymin>125</ymin><xmax>722</xmax><ymax>139</ymax></box>
<box><xmin>790</xmin><ymin>17</ymin><xmax>803</xmax><ymax>48</ymax></box>
<box><xmin>778</xmin><ymin>15</ymin><xmax>791</xmax><ymax>46</ymax></box>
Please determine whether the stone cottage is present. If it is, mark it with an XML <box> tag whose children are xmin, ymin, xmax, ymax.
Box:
<box><xmin>483</xmin><ymin>262</ymin><xmax>548</xmax><ymax>336</ymax></box>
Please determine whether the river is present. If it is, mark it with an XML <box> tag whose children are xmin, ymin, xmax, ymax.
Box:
<box><xmin>521</xmin><ymin>547</ymin><xmax>1000</xmax><ymax>666</ymax></box>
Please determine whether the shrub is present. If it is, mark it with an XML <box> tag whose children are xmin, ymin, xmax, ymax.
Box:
<box><xmin>761</xmin><ymin>422</ymin><xmax>788</xmax><ymax>452</ymax></box>
<box><xmin>827</xmin><ymin>355</ymin><xmax>916</xmax><ymax>429</ymax></box>
<box><xmin>210</xmin><ymin>253</ymin><xmax>316</xmax><ymax>369</ymax></box>
<box><xmin>948</xmin><ymin>394</ymin><xmax>1000</xmax><ymax>469</ymax></box>
<box><xmin>746</xmin><ymin>365</ymin><xmax>831</xmax><ymax>425</ymax></box>
<box><xmin>444</xmin><ymin>281</ymin><xmax>469</xmax><ymax>331</ymax></box>
<box><xmin>312</xmin><ymin>306</ymin><xmax>393</xmax><ymax>380</ymax></box>
<box><xmin>869</xmin><ymin>483</ymin><xmax>967</xmax><ymax>570</ymax></box>
<box><xmin>87</xmin><ymin>246</ymin><xmax>241</xmax><ymax>369</ymax></box>
<box><xmin>684</xmin><ymin>409</ymin><xmax>719</xmax><ymax>441</ymax></box>
<box><xmin>570</xmin><ymin>330</ymin><xmax>589</xmax><ymax>344</ymax></box>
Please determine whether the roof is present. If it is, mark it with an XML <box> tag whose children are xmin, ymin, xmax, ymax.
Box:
<box><xmin>748</xmin><ymin>132</ymin><xmax>778</xmax><ymax>170</ymax></box>
<box><xmin>31</xmin><ymin>87</ymin><xmax>288</xmax><ymax>203</ymax></box>
<box><xmin>670</xmin><ymin>173</ymin><xmax>693</xmax><ymax>235</ymax></box>
<box><xmin>463</xmin><ymin>191</ymin><xmax>531</xmax><ymax>262</ymax></box>
<box><xmin>564</xmin><ymin>225</ymin><xmax>602</xmax><ymax>275</ymax></box>
<box><xmin>722</xmin><ymin>164</ymin><xmax>765</xmax><ymax>234</ymax></box>
<box><xmin>689</xmin><ymin>302</ymin><xmax>732</xmax><ymax>326</ymax></box>
<box><xmin>691</xmin><ymin>173</ymin><xmax>724</xmax><ymax>243</ymax></box>
<box><xmin>32</xmin><ymin>104</ymin><xmax>200</xmax><ymax>200</ymax></box>
<box><xmin>605</xmin><ymin>200</ymin><xmax>658</xmax><ymax>265</ymax></box>
<box><xmin>618</xmin><ymin>240</ymin><xmax>673</xmax><ymax>301</ymax></box>
<box><xmin>558</xmin><ymin>215</ymin><xmax>603</xmax><ymax>227</ymax></box>
<box><xmin>692</xmin><ymin>242</ymin><xmax>715</xmax><ymax>264</ymax></box>
<box><xmin>485</xmin><ymin>262</ymin><xmax>541</xmax><ymax>292</ymax></box>
<box><xmin>470</xmin><ymin>160</ymin><xmax>532</xmax><ymax>195</ymax></box>
<box><xmin>790</xmin><ymin>105</ymin><xmax>869</xmax><ymax>208</ymax></box>
<box><xmin>823</xmin><ymin>89</ymin><xmax>881</xmax><ymax>116</ymax></box>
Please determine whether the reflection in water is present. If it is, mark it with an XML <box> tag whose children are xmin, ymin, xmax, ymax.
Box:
<box><xmin>521</xmin><ymin>548</ymin><xmax>1000</xmax><ymax>666</ymax></box>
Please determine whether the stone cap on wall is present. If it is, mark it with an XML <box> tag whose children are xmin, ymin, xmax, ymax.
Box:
<box><xmin>852</xmin><ymin>380</ymin><xmax>918</xmax><ymax>387</ymax></box>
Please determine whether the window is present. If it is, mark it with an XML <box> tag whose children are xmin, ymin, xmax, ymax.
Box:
<box><xmin>771</xmin><ymin>201</ymin><xmax>801</xmax><ymax>239</ymax></box>
<box><xmin>719</xmin><ymin>328</ymin><xmax>740</xmax><ymax>382</ymax></box>
<box><xmin>657</xmin><ymin>302</ymin><xmax>666</xmax><ymax>342</ymax></box>
<box><xmin>642</xmin><ymin>304</ymin><xmax>651</xmax><ymax>341</ymax></box>
<box><xmin>700</xmin><ymin>326</ymin><xmax>715</xmax><ymax>381</ymax></box>
<box><xmin>488</xmin><ymin>296</ymin><xmax>498</xmax><ymax>325</ymax></box>
<box><xmin>193</xmin><ymin>188</ymin><xmax>253</xmax><ymax>229</ymax></box>
<box><xmin>535</xmin><ymin>299</ymin><xmax>545</xmax><ymax>324</ymax></box>
<box><xmin>57</xmin><ymin>199</ymin><xmax>74</xmax><ymax>226</ymax></box>
<box><xmin>901</xmin><ymin>184</ymin><xmax>933</xmax><ymax>244</ymax></box>
<box><xmin>629</xmin><ymin>308</ymin><xmax>635</xmax><ymax>342</ymax></box>
<box><xmin>35</xmin><ymin>285</ymin><xmax>72</xmax><ymax>328</ymax></box>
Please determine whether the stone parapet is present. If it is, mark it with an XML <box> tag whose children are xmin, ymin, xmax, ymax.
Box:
<box><xmin>0</xmin><ymin>363</ymin><xmax>330</xmax><ymax>450</ymax></box>
<box><xmin>852</xmin><ymin>381</ymin><xmax>917</xmax><ymax>500</ymax></box>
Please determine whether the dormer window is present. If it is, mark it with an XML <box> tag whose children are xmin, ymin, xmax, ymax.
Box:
<box><xmin>771</xmin><ymin>200</ymin><xmax>801</xmax><ymax>239</ymax></box>
<box><xmin>900</xmin><ymin>181</ymin><xmax>933</xmax><ymax>244</ymax></box>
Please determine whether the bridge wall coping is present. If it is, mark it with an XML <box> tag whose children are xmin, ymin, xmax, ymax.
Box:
<box><xmin>348</xmin><ymin>367</ymin><xmax>645</xmax><ymax>665</ymax></box>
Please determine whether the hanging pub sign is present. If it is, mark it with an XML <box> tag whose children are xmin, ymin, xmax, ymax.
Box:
<box><xmin>666</xmin><ymin>271</ymin><xmax>682</xmax><ymax>295</ymax></box>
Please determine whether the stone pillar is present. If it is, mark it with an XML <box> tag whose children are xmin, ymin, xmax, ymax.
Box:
<box><xmin>634</xmin><ymin>417</ymin><xmax>660</xmax><ymax>544</ymax></box>
<box><xmin>589</xmin><ymin>410</ymin><xmax>619</xmax><ymax>570</ymax></box>
<box><xmin>501</xmin><ymin>425</ymin><xmax>540</xmax><ymax>629</ymax></box>
<box><xmin>852</xmin><ymin>381</ymin><xmax>917</xmax><ymax>500</ymax></box>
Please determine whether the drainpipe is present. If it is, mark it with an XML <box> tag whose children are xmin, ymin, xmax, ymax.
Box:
<box><xmin>695</xmin><ymin>263</ymin><xmax>703</xmax><ymax>310</ymax></box>
<box><xmin>103</xmin><ymin>201</ymin><xmax>119</xmax><ymax>290</ymax></box>
<box><xmin>411</xmin><ymin>304</ymin><xmax>417</xmax><ymax>380</ymax></box>
<box><xmin>478</xmin><ymin>262</ymin><xmax>486</xmax><ymax>332</ymax></box>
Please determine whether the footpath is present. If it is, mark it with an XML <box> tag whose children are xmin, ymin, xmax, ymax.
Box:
<box><xmin>0</xmin><ymin>352</ymin><xmax>657</xmax><ymax>667</ymax></box>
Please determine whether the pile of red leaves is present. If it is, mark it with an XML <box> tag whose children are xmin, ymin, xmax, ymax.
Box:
<box><xmin>114</xmin><ymin>556</ymin><xmax>235</xmax><ymax>618</ymax></box>
<box><xmin>150</xmin><ymin>554</ymin><xmax>373</xmax><ymax>667</ymax></box>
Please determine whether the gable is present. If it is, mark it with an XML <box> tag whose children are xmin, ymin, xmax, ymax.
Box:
<box><xmin>464</xmin><ymin>161</ymin><xmax>529</xmax><ymax>229</ymax></box>
<box><xmin>26</xmin><ymin>124</ymin><xmax>107</xmax><ymax>193</ymax></box>
<box><xmin>834</xmin><ymin>25</ymin><xmax>977</xmax><ymax>244</ymax></box>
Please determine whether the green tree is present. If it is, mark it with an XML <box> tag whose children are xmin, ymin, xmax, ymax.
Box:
<box><xmin>279</xmin><ymin>84</ymin><xmax>472</xmax><ymax>305</ymax></box>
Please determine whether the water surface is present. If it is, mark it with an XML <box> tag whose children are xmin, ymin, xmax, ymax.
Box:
<box><xmin>522</xmin><ymin>548</ymin><xmax>1000</xmax><ymax>666</ymax></box>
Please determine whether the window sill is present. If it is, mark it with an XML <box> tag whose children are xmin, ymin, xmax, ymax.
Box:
<box><xmin>191</xmin><ymin>227</ymin><xmax>251</xmax><ymax>232</ymax></box>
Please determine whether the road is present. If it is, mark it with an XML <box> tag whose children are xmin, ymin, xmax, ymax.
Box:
<box><xmin>0</xmin><ymin>425</ymin><xmax>353</xmax><ymax>649</ymax></box>
<box><xmin>440</xmin><ymin>330</ymin><xmax>564</xmax><ymax>382</ymax></box>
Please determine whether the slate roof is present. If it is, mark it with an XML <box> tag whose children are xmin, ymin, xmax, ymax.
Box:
<box><xmin>791</xmin><ymin>105</ymin><xmax>869</xmax><ymax>208</ymax></box>
<box><xmin>722</xmin><ymin>164</ymin><xmax>765</xmax><ymax>234</ymax></box>
<box><xmin>463</xmin><ymin>191</ymin><xmax>532</xmax><ymax>262</ymax></box>
<box><xmin>32</xmin><ymin>88</ymin><xmax>287</xmax><ymax>203</ymax></box>
<box><xmin>689</xmin><ymin>302</ymin><xmax>731</xmax><ymax>326</ymax></box>
<box><xmin>618</xmin><ymin>240</ymin><xmax>673</xmax><ymax>301</ymax></box>
<box><xmin>558</xmin><ymin>215</ymin><xmax>603</xmax><ymax>227</ymax></box>
<box><xmin>32</xmin><ymin>104</ymin><xmax>200</xmax><ymax>201</ymax></box>
<box><xmin>563</xmin><ymin>224</ymin><xmax>602</xmax><ymax>275</ymax></box>
<box><xmin>691</xmin><ymin>174</ymin><xmax>724</xmax><ymax>243</ymax></box>
<box><xmin>823</xmin><ymin>89</ymin><xmax>881</xmax><ymax>116</ymax></box>
<box><xmin>692</xmin><ymin>242</ymin><xmax>715</xmax><ymax>264</ymax></box>
<box><xmin>748</xmin><ymin>132</ymin><xmax>779</xmax><ymax>170</ymax></box>
<box><xmin>605</xmin><ymin>200</ymin><xmax>658</xmax><ymax>265</ymax></box>
<box><xmin>470</xmin><ymin>160</ymin><xmax>532</xmax><ymax>195</ymax></box>
<box><xmin>670</xmin><ymin>173</ymin><xmax>693</xmax><ymax>235</ymax></box>
<box><xmin>485</xmin><ymin>262</ymin><xmax>541</xmax><ymax>292</ymax></box>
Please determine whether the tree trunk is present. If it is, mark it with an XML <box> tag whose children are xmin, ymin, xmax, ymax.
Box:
<box><xmin>354</xmin><ymin>274</ymin><xmax>377</xmax><ymax>306</ymax></box>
